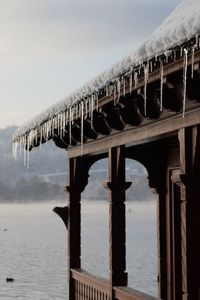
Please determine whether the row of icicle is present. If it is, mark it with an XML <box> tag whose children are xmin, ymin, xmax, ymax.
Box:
<box><xmin>13</xmin><ymin>36</ymin><xmax>199</xmax><ymax>167</ymax></box>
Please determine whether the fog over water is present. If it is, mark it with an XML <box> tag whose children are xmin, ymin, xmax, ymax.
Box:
<box><xmin>0</xmin><ymin>200</ymin><xmax>157</xmax><ymax>299</ymax></box>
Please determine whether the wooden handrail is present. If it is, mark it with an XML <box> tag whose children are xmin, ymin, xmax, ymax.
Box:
<box><xmin>71</xmin><ymin>269</ymin><xmax>161</xmax><ymax>300</ymax></box>
<box><xmin>114</xmin><ymin>287</ymin><xmax>161</xmax><ymax>300</ymax></box>
<box><xmin>71</xmin><ymin>268</ymin><xmax>110</xmax><ymax>294</ymax></box>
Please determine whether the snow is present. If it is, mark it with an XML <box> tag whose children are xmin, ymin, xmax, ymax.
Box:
<box><xmin>14</xmin><ymin>0</ymin><xmax>200</xmax><ymax>142</ymax></box>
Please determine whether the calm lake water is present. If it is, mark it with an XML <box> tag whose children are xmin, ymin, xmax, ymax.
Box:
<box><xmin>0</xmin><ymin>201</ymin><xmax>157</xmax><ymax>299</ymax></box>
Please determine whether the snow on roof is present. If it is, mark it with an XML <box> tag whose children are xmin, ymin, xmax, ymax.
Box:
<box><xmin>14</xmin><ymin>0</ymin><xmax>200</xmax><ymax>141</ymax></box>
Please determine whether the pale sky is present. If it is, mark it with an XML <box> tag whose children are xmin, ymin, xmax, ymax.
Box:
<box><xmin>0</xmin><ymin>0</ymin><xmax>181</xmax><ymax>129</ymax></box>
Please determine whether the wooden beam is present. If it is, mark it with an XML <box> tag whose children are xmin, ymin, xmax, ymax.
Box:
<box><xmin>68</xmin><ymin>106</ymin><xmax>200</xmax><ymax>158</ymax></box>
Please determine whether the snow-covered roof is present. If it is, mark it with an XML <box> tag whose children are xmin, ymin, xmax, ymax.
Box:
<box><xmin>14</xmin><ymin>0</ymin><xmax>200</xmax><ymax>142</ymax></box>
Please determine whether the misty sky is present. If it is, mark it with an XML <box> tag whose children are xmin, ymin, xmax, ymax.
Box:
<box><xmin>0</xmin><ymin>0</ymin><xmax>181</xmax><ymax>129</ymax></box>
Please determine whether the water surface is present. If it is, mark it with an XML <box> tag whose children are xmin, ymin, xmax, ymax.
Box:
<box><xmin>0</xmin><ymin>201</ymin><xmax>157</xmax><ymax>299</ymax></box>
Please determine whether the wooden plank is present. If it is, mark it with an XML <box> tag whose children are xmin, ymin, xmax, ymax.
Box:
<box><xmin>68</xmin><ymin>107</ymin><xmax>200</xmax><ymax>158</ymax></box>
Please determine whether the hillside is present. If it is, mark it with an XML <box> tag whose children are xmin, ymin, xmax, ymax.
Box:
<box><xmin>0</xmin><ymin>126</ymin><xmax>153</xmax><ymax>202</ymax></box>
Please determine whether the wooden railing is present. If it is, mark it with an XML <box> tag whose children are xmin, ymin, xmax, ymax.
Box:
<box><xmin>71</xmin><ymin>269</ymin><xmax>160</xmax><ymax>300</ymax></box>
<box><xmin>71</xmin><ymin>269</ymin><xmax>110</xmax><ymax>300</ymax></box>
<box><xmin>114</xmin><ymin>287</ymin><xmax>160</xmax><ymax>300</ymax></box>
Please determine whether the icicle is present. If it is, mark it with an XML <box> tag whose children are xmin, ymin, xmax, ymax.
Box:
<box><xmin>62</xmin><ymin>112</ymin><xmax>66</xmax><ymax>137</ymax></box>
<box><xmin>144</xmin><ymin>65</ymin><xmax>149</xmax><ymax>117</ymax></box>
<box><xmin>129</xmin><ymin>73</ymin><xmax>133</xmax><ymax>94</ymax></box>
<box><xmin>12</xmin><ymin>141</ymin><xmax>18</xmax><ymax>160</ymax></box>
<box><xmin>81</xmin><ymin>101</ymin><xmax>84</xmax><ymax>156</ymax></box>
<box><xmin>174</xmin><ymin>50</ymin><xmax>177</xmax><ymax>61</ymax></box>
<box><xmin>113</xmin><ymin>84</ymin><xmax>117</xmax><ymax>105</ymax></box>
<box><xmin>27</xmin><ymin>136</ymin><xmax>30</xmax><ymax>169</ymax></box>
<box><xmin>72</xmin><ymin>106</ymin><xmax>74</xmax><ymax>125</ymax></box>
<box><xmin>66</xmin><ymin>110</ymin><xmax>69</xmax><ymax>130</ymax></box>
<box><xmin>117</xmin><ymin>78</ymin><xmax>121</xmax><ymax>102</ymax></box>
<box><xmin>123</xmin><ymin>77</ymin><xmax>126</xmax><ymax>97</ymax></box>
<box><xmin>160</xmin><ymin>60</ymin><xmax>164</xmax><ymax>111</ymax></box>
<box><xmin>196</xmin><ymin>35</ymin><xmax>199</xmax><ymax>48</ymax></box>
<box><xmin>85</xmin><ymin>97</ymin><xmax>88</xmax><ymax>117</ymax></box>
<box><xmin>23</xmin><ymin>148</ymin><xmax>26</xmax><ymax>167</ymax></box>
<box><xmin>183</xmin><ymin>49</ymin><xmax>188</xmax><ymax>118</ymax></box>
<box><xmin>23</xmin><ymin>136</ymin><xmax>27</xmax><ymax>167</ymax></box>
<box><xmin>40</xmin><ymin>125</ymin><xmax>43</xmax><ymax>145</ymax></box>
<box><xmin>88</xmin><ymin>96</ymin><xmax>91</xmax><ymax>118</ymax></box>
<box><xmin>150</xmin><ymin>61</ymin><xmax>153</xmax><ymax>73</ymax></box>
<box><xmin>91</xmin><ymin>94</ymin><xmax>94</xmax><ymax>128</ymax></box>
<box><xmin>180</xmin><ymin>47</ymin><xmax>183</xmax><ymax>57</ymax></box>
<box><xmin>134</xmin><ymin>72</ymin><xmax>138</xmax><ymax>89</ymax></box>
<box><xmin>18</xmin><ymin>141</ymin><xmax>21</xmax><ymax>159</ymax></box>
<box><xmin>191</xmin><ymin>45</ymin><xmax>196</xmax><ymax>79</ymax></box>
<box><xmin>164</xmin><ymin>50</ymin><xmax>172</xmax><ymax>64</ymax></box>
<box><xmin>69</xmin><ymin>107</ymin><xmax>72</xmax><ymax>145</ymax></box>
<box><xmin>52</xmin><ymin>118</ymin><xmax>54</xmax><ymax>136</ymax></box>
<box><xmin>95</xmin><ymin>92</ymin><xmax>99</xmax><ymax>111</ymax></box>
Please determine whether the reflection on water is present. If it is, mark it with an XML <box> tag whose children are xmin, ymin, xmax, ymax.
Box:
<box><xmin>0</xmin><ymin>201</ymin><xmax>157</xmax><ymax>299</ymax></box>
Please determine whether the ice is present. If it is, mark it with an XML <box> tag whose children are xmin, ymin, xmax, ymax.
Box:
<box><xmin>129</xmin><ymin>72</ymin><xmax>133</xmax><ymax>94</ymax></box>
<box><xmin>81</xmin><ymin>101</ymin><xmax>84</xmax><ymax>156</ymax></box>
<box><xmin>123</xmin><ymin>77</ymin><xmax>126</xmax><ymax>97</ymax></box>
<box><xmin>134</xmin><ymin>72</ymin><xmax>138</xmax><ymax>89</ymax></box>
<box><xmin>183</xmin><ymin>49</ymin><xmax>188</xmax><ymax>117</ymax></box>
<box><xmin>143</xmin><ymin>65</ymin><xmax>149</xmax><ymax>117</ymax></box>
<box><xmin>117</xmin><ymin>78</ymin><xmax>121</xmax><ymax>103</ymax></box>
<box><xmin>191</xmin><ymin>45</ymin><xmax>197</xmax><ymax>78</ymax></box>
<box><xmin>91</xmin><ymin>94</ymin><xmax>94</xmax><ymax>128</ymax></box>
<box><xmin>69</xmin><ymin>107</ymin><xmax>72</xmax><ymax>145</ymax></box>
<box><xmin>160</xmin><ymin>61</ymin><xmax>164</xmax><ymax>111</ymax></box>
<box><xmin>13</xmin><ymin>0</ymin><xmax>200</xmax><ymax>145</ymax></box>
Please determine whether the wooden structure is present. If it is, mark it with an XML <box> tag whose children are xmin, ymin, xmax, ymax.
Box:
<box><xmin>57</xmin><ymin>48</ymin><xmax>200</xmax><ymax>300</ymax></box>
<box><xmin>13</xmin><ymin>37</ymin><xmax>200</xmax><ymax>299</ymax></box>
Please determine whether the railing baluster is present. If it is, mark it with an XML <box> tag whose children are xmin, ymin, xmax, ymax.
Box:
<box><xmin>80</xmin><ymin>282</ymin><xmax>83</xmax><ymax>300</ymax></box>
<box><xmin>86</xmin><ymin>284</ymin><xmax>88</xmax><ymax>299</ymax></box>
<box><xmin>75</xmin><ymin>280</ymin><xmax>77</xmax><ymax>300</ymax></box>
<box><xmin>71</xmin><ymin>269</ymin><xmax>160</xmax><ymax>300</ymax></box>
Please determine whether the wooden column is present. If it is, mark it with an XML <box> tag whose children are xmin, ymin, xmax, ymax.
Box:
<box><xmin>178</xmin><ymin>126</ymin><xmax>200</xmax><ymax>300</ymax></box>
<box><xmin>104</xmin><ymin>146</ymin><xmax>131</xmax><ymax>299</ymax></box>
<box><xmin>157</xmin><ymin>178</ymin><xmax>167</xmax><ymax>300</ymax></box>
<box><xmin>66</xmin><ymin>157</ymin><xmax>89</xmax><ymax>300</ymax></box>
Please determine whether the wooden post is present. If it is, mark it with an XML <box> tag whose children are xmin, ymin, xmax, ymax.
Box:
<box><xmin>104</xmin><ymin>146</ymin><xmax>131</xmax><ymax>299</ymax></box>
<box><xmin>157</xmin><ymin>179</ymin><xmax>167</xmax><ymax>300</ymax></box>
<box><xmin>67</xmin><ymin>157</ymin><xmax>81</xmax><ymax>300</ymax></box>
<box><xmin>178</xmin><ymin>126</ymin><xmax>200</xmax><ymax>300</ymax></box>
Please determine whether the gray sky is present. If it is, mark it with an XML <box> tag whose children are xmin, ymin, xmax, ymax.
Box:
<box><xmin>0</xmin><ymin>0</ymin><xmax>181</xmax><ymax>128</ymax></box>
